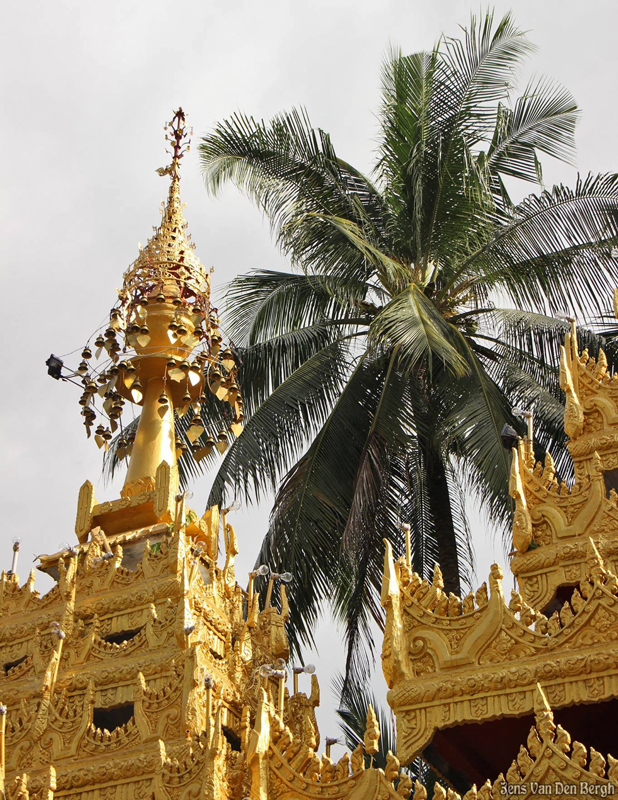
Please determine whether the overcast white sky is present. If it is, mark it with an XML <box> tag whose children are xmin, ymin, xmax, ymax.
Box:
<box><xmin>2</xmin><ymin>0</ymin><xmax>617</xmax><ymax>743</ymax></box>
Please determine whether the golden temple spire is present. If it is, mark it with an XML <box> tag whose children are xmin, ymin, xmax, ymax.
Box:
<box><xmin>125</xmin><ymin>108</ymin><xmax>208</xmax><ymax>302</ymax></box>
<box><xmin>55</xmin><ymin>109</ymin><xmax>244</xmax><ymax>538</ymax></box>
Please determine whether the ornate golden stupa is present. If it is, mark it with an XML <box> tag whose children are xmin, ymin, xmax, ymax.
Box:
<box><xmin>381</xmin><ymin>320</ymin><xmax>618</xmax><ymax>796</ymax></box>
<box><xmin>0</xmin><ymin>111</ymin><xmax>409</xmax><ymax>800</ymax></box>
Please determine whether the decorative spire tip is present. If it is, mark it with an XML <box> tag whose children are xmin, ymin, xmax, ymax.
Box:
<box><xmin>156</xmin><ymin>107</ymin><xmax>193</xmax><ymax>180</ymax></box>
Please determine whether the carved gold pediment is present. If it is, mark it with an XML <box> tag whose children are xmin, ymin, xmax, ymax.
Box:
<box><xmin>382</xmin><ymin>538</ymin><xmax>618</xmax><ymax>765</ymax></box>
<box><xmin>509</xmin><ymin>328</ymin><xmax>618</xmax><ymax>611</ymax></box>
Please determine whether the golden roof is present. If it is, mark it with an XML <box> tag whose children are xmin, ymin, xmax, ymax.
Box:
<box><xmin>511</xmin><ymin>320</ymin><xmax>618</xmax><ymax>610</ymax></box>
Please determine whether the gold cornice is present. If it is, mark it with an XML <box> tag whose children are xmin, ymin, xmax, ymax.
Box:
<box><xmin>382</xmin><ymin>538</ymin><xmax>618</xmax><ymax>765</ymax></box>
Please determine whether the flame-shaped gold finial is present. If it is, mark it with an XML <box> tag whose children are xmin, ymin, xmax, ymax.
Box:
<box><xmin>123</xmin><ymin>108</ymin><xmax>208</xmax><ymax>304</ymax></box>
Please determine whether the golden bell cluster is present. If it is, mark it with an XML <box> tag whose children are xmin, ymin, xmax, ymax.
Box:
<box><xmin>67</xmin><ymin>108</ymin><xmax>243</xmax><ymax>464</ymax></box>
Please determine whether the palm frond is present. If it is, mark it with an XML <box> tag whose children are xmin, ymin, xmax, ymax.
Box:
<box><xmin>207</xmin><ymin>337</ymin><xmax>352</xmax><ymax>508</ymax></box>
<box><xmin>222</xmin><ymin>269</ymin><xmax>377</xmax><ymax>345</ymax></box>
<box><xmin>370</xmin><ymin>284</ymin><xmax>469</xmax><ymax>377</ymax></box>
<box><xmin>484</xmin><ymin>76</ymin><xmax>578</xmax><ymax>184</ymax></box>
<box><xmin>463</xmin><ymin>174</ymin><xmax>618</xmax><ymax>318</ymax></box>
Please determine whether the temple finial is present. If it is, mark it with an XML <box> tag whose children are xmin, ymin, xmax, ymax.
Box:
<box><xmin>51</xmin><ymin>108</ymin><xmax>244</xmax><ymax>536</ymax></box>
<box><xmin>157</xmin><ymin>107</ymin><xmax>192</xmax><ymax>179</ymax></box>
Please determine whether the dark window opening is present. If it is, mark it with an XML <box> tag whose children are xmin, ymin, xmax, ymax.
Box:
<box><xmin>604</xmin><ymin>468</ymin><xmax>618</xmax><ymax>498</ymax></box>
<box><xmin>209</xmin><ymin>647</ymin><xmax>225</xmax><ymax>660</ymax></box>
<box><xmin>424</xmin><ymin>697</ymin><xmax>618</xmax><ymax>794</ymax></box>
<box><xmin>541</xmin><ymin>584</ymin><xmax>577</xmax><ymax>618</ymax></box>
<box><xmin>223</xmin><ymin>726</ymin><xmax>241</xmax><ymax>752</ymax></box>
<box><xmin>92</xmin><ymin>703</ymin><xmax>134</xmax><ymax>732</ymax></box>
<box><xmin>103</xmin><ymin>627</ymin><xmax>142</xmax><ymax>645</ymax></box>
<box><xmin>4</xmin><ymin>655</ymin><xmax>27</xmax><ymax>675</ymax></box>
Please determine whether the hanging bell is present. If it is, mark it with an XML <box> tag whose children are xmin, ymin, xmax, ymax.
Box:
<box><xmin>181</xmin><ymin>391</ymin><xmax>192</xmax><ymax>404</ymax></box>
<box><xmin>77</xmin><ymin>360</ymin><xmax>89</xmax><ymax>375</ymax></box>
<box><xmin>173</xmin><ymin>296</ymin><xmax>182</xmax><ymax>306</ymax></box>
<box><xmin>131</xmin><ymin>379</ymin><xmax>143</xmax><ymax>404</ymax></box>
<box><xmin>82</xmin><ymin>347</ymin><xmax>92</xmax><ymax>360</ymax></box>
<box><xmin>215</xmin><ymin>431</ymin><xmax>228</xmax><ymax>454</ymax></box>
<box><xmin>168</xmin><ymin>320</ymin><xmax>178</xmax><ymax>332</ymax></box>
<box><xmin>179</xmin><ymin>361</ymin><xmax>190</xmax><ymax>373</ymax></box>
<box><xmin>193</xmin><ymin>435</ymin><xmax>215</xmax><ymax>462</ymax></box>
<box><xmin>94</xmin><ymin>335</ymin><xmax>105</xmax><ymax>349</ymax></box>
<box><xmin>158</xmin><ymin>392</ymin><xmax>169</xmax><ymax>405</ymax></box>
<box><xmin>230</xmin><ymin>419</ymin><xmax>244</xmax><ymax>437</ymax></box>
<box><xmin>140</xmin><ymin>325</ymin><xmax>149</xmax><ymax>336</ymax></box>
<box><xmin>177</xmin><ymin>324</ymin><xmax>188</xmax><ymax>337</ymax></box>
<box><xmin>140</xmin><ymin>296</ymin><xmax>149</xmax><ymax>307</ymax></box>
<box><xmin>94</xmin><ymin>427</ymin><xmax>106</xmax><ymax>449</ymax></box>
<box><xmin>188</xmin><ymin>363</ymin><xmax>201</xmax><ymax>386</ymax></box>
<box><xmin>97</xmin><ymin>373</ymin><xmax>108</xmax><ymax>386</ymax></box>
<box><xmin>221</xmin><ymin>349</ymin><xmax>235</xmax><ymax>371</ymax></box>
<box><xmin>216</xmin><ymin>378</ymin><xmax>230</xmax><ymax>401</ymax></box>
<box><xmin>192</xmin><ymin>304</ymin><xmax>201</xmax><ymax>315</ymax></box>
<box><xmin>156</xmin><ymin>291</ymin><xmax>166</xmax><ymax>303</ymax></box>
<box><xmin>103</xmin><ymin>428</ymin><xmax>112</xmax><ymax>442</ymax></box>
<box><xmin>105</xmin><ymin>328</ymin><xmax>116</xmax><ymax>340</ymax></box>
<box><xmin>187</xmin><ymin>415</ymin><xmax>205</xmax><ymax>443</ymax></box>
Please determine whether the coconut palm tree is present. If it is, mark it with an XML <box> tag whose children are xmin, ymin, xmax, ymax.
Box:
<box><xmin>180</xmin><ymin>11</ymin><xmax>618</xmax><ymax>685</ymax></box>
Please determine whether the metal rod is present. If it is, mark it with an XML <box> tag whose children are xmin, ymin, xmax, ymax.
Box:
<box><xmin>277</xmin><ymin>676</ymin><xmax>285</xmax><ymax>715</ymax></box>
<box><xmin>10</xmin><ymin>541</ymin><xmax>19</xmax><ymax>574</ymax></box>
<box><xmin>264</xmin><ymin>576</ymin><xmax>275</xmax><ymax>609</ymax></box>
<box><xmin>0</xmin><ymin>703</ymin><xmax>6</xmax><ymax>796</ymax></box>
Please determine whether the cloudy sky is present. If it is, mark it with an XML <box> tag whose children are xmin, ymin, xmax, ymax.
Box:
<box><xmin>3</xmin><ymin>0</ymin><xmax>617</xmax><ymax>740</ymax></box>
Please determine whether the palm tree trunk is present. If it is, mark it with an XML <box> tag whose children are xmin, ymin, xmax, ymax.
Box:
<box><xmin>423</xmin><ymin>446</ymin><xmax>461</xmax><ymax>596</ymax></box>
<box><xmin>410</xmin><ymin>377</ymin><xmax>462</xmax><ymax>595</ymax></box>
